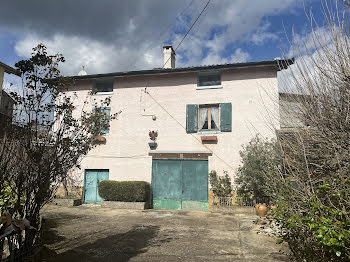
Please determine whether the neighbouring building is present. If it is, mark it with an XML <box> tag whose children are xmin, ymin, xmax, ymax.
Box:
<box><xmin>66</xmin><ymin>46</ymin><xmax>294</xmax><ymax>210</ymax></box>
<box><xmin>0</xmin><ymin>62</ymin><xmax>19</xmax><ymax>133</ymax></box>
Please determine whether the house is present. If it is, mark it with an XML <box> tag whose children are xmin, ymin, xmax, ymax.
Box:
<box><xmin>0</xmin><ymin>62</ymin><xmax>19</xmax><ymax>133</ymax></box>
<box><xmin>67</xmin><ymin>46</ymin><xmax>293</xmax><ymax>210</ymax></box>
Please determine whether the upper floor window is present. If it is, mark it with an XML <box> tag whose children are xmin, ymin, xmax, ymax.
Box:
<box><xmin>197</xmin><ymin>71</ymin><xmax>222</xmax><ymax>89</ymax></box>
<box><xmin>93</xmin><ymin>78</ymin><xmax>114</xmax><ymax>94</ymax></box>
<box><xmin>199</xmin><ymin>105</ymin><xmax>219</xmax><ymax>131</ymax></box>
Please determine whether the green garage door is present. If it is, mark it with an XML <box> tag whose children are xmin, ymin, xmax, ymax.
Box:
<box><xmin>84</xmin><ymin>169</ymin><xmax>109</xmax><ymax>204</ymax></box>
<box><xmin>152</xmin><ymin>159</ymin><xmax>208</xmax><ymax>211</ymax></box>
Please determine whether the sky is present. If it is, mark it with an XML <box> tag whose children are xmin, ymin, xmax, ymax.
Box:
<box><xmin>0</xmin><ymin>0</ymin><xmax>329</xmax><ymax>77</ymax></box>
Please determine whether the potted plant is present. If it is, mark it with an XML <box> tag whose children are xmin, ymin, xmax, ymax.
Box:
<box><xmin>148</xmin><ymin>130</ymin><xmax>158</xmax><ymax>149</ymax></box>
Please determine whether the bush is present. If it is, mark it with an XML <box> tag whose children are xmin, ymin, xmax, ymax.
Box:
<box><xmin>209</xmin><ymin>170</ymin><xmax>233</xmax><ymax>197</ymax></box>
<box><xmin>235</xmin><ymin>135</ymin><xmax>280</xmax><ymax>199</ymax></box>
<box><xmin>98</xmin><ymin>180</ymin><xmax>150</xmax><ymax>202</ymax></box>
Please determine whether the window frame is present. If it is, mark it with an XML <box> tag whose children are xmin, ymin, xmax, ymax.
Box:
<box><xmin>198</xmin><ymin>104</ymin><xmax>220</xmax><ymax>131</ymax></box>
<box><xmin>93</xmin><ymin>106</ymin><xmax>111</xmax><ymax>135</ymax></box>
<box><xmin>197</xmin><ymin>71</ymin><xmax>222</xmax><ymax>90</ymax></box>
<box><xmin>93</xmin><ymin>78</ymin><xmax>114</xmax><ymax>95</ymax></box>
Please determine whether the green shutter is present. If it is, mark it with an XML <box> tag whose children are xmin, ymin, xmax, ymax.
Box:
<box><xmin>220</xmin><ymin>103</ymin><xmax>232</xmax><ymax>132</ymax></box>
<box><xmin>101</xmin><ymin>107</ymin><xmax>111</xmax><ymax>134</ymax></box>
<box><xmin>186</xmin><ymin>104</ymin><xmax>198</xmax><ymax>133</ymax></box>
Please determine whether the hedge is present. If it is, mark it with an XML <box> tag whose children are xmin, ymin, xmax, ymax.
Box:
<box><xmin>98</xmin><ymin>180</ymin><xmax>150</xmax><ymax>202</ymax></box>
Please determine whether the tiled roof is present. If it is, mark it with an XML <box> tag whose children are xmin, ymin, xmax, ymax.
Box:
<box><xmin>73</xmin><ymin>59</ymin><xmax>294</xmax><ymax>80</ymax></box>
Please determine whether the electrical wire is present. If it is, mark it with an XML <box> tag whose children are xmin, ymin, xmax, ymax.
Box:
<box><xmin>146</xmin><ymin>91</ymin><xmax>236</xmax><ymax>172</ymax></box>
<box><xmin>162</xmin><ymin>0</ymin><xmax>211</xmax><ymax>70</ymax></box>
<box><xmin>86</xmin><ymin>154</ymin><xmax>149</xmax><ymax>159</ymax></box>
<box><xmin>86</xmin><ymin>1</ymin><xmax>214</xmax><ymax>162</ymax></box>
<box><xmin>138</xmin><ymin>0</ymin><xmax>236</xmax><ymax>172</ymax></box>
<box><xmin>124</xmin><ymin>0</ymin><xmax>196</xmax><ymax>71</ymax></box>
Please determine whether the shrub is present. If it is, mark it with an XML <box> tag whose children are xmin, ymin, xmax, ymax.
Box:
<box><xmin>209</xmin><ymin>170</ymin><xmax>233</xmax><ymax>197</ymax></box>
<box><xmin>235</xmin><ymin>135</ymin><xmax>280</xmax><ymax>199</ymax></box>
<box><xmin>0</xmin><ymin>182</ymin><xmax>25</xmax><ymax>213</ymax></box>
<box><xmin>98</xmin><ymin>180</ymin><xmax>150</xmax><ymax>202</ymax></box>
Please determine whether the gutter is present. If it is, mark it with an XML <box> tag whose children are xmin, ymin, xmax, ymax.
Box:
<box><xmin>73</xmin><ymin>59</ymin><xmax>295</xmax><ymax>80</ymax></box>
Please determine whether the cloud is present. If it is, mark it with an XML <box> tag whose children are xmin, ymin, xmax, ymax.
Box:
<box><xmin>0</xmin><ymin>0</ymin><xmax>305</xmax><ymax>75</ymax></box>
<box><xmin>249</xmin><ymin>21</ymin><xmax>279</xmax><ymax>45</ymax></box>
<box><xmin>201</xmin><ymin>48</ymin><xmax>250</xmax><ymax>65</ymax></box>
<box><xmin>14</xmin><ymin>33</ymin><xmax>163</xmax><ymax>76</ymax></box>
<box><xmin>278</xmin><ymin>26</ymin><xmax>339</xmax><ymax>93</ymax></box>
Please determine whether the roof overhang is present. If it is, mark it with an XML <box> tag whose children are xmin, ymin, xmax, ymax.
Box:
<box><xmin>73</xmin><ymin>58</ymin><xmax>295</xmax><ymax>80</ymax></box>
<box><xmin>0</xmin><ymin>61</ymin><xmax>20</xmax><ymax>76</ymax></box>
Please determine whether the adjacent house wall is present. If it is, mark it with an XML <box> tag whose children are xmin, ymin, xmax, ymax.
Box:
<box><xmin>0</xmin><ymin>91</ymin><xmax>14</xmax><ymax>119</ymax></box>
<box><xmin>279</xmin><ymin>93</ymin><xmax>305</xmax><ymax>128</ymax></box>
<box><xmin>67</xmin><ymin>66</ymin><xmax>279</xmax><ymax>184</ymax></box>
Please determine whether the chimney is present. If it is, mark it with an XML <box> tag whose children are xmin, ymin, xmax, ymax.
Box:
<box><xmin>163</xmin><ymin>45</ymin><xmax>176</xmax><ymax>69</ymax></box>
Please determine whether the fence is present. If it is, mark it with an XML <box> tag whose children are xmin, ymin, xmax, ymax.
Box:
<box><xmin>0</xmin><ymin>224</ymin><xmax>43</xmax><ymax>261</ymax></box>
<box><xmin>210</xmin><ymin>196</ymin><xmax>271</xmax><ymax>208</ymax></box>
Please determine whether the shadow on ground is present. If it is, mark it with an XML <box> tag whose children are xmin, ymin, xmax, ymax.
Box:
<box><xmin>41</xmin><ymin>218</ymin><xmax>66</xmax><ymax>245</ymax></box>
<box><xmin>46</xmin><ymin>225</ymin><xmax>160</xmax><ymax>262</ymax></box>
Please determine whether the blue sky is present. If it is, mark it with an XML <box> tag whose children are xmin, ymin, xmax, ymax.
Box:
<box><xmin>0</xmin><ymin>0</ymin><xmax>328</xmax><ymax>77</ymax></box>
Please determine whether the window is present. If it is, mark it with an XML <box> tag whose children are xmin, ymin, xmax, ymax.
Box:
<box><xmin>93</xmin><ymin>78</ymin><xmax>114</xmax><ymax>94</ymax></box>
<box><xmin>93</xmin><ymin>107</ymin><xmax>111</xmax><ymax>135</ymax></box>
<box><xmin>186</xmin><ymin>103</ymin><xmax>232</xmax><ymax>133</ymax></box>
<box><xmin>199</xmin><ymin>105</ymin><xmax>220</xmax><ymax>131</ymax></box>
<box><xmin>197</xmin><ymin>71</ymin><xmax>222</xmax><ymax>89</ymax></box>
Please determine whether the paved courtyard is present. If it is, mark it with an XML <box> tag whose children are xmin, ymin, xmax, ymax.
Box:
<box><xmin>40</xmin><ymin>205</ymin><xmax>291</xmax><ymax>262</ymax></box>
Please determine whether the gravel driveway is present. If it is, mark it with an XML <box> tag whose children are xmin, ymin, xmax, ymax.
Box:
<box><xmin>39</xmin><ymin>205</ymin><xmax>291</xmax><ymax>262</ymax></box>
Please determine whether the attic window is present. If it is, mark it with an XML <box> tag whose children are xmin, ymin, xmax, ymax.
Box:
<box><xmin>93</xmin><ymin>78</ymin><xmax>114</xmax><ymax>94</ymax></box>
<box><xmin>197</xmin><ymin>71</ymin><xmax>222</xmax><ymax>90</ymax></box>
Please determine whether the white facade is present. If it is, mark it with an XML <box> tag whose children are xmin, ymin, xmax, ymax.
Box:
<box><xmin>67</xmin><ymin>65</ymin><xmax>280</xmax><ymax>184</ymax></box>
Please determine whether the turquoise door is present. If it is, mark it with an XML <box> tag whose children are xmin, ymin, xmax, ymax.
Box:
<box><xmin>152</xmin><ymin>159</ymin><xmax>208</xmax><ymax>211</ymax></box>
<box><xmin>84</xmin><ymin>169</ymin><xmax>109</xmax><ymax>204</ymax></box>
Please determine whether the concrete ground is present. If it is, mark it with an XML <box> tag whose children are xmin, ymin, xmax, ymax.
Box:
<box><xmin>39</xmin><ymin>205</ymin><xmax>291</xmax><ymax>262</ymax></box>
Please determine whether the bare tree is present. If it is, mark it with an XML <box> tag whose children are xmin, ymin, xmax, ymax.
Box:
<box><xmin>268</xmin><ymin>1</ymin><xmax>350</xmax><ymax>261</ymax></box>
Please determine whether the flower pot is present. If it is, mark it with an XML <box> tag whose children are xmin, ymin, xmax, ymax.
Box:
<box><xmin>95</xmin><ymin>136</ymin><xmax>106</xmax><ymax>142</ymax></box>
<box><xmin>148</xmin><ymin>142</ymin><xmax>157</xmax><ymax>150</ymax></box>
<box><xmin>255</xmin><ymin>203</ymin><xmax>267</xmax><ymax>217</ymax></box>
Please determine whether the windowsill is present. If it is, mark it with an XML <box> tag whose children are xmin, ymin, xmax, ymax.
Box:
<box><xmin>94</xmin><ymin>91</ymin><xmax>114</xmax><ymax>95</ymax></box>
<box><xmin>197</xmin><ymin>130</ymin><xmax>221</xmax><ymax>134</ymax></box>
<box><xmin>196</xmin><ymin>85</ymin><xmax>223</xmax><ymax>90</ymax></box>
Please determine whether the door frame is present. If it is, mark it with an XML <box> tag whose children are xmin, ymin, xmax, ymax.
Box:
<box><xmin>83</xmin><ymin>169</ymin><xmax>109</xmax><ymax>204</ymax></box>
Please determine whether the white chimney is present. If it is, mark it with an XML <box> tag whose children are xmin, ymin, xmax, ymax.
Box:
<box><xmin>163</xmin><ymin>45</ymin><xmax>176</xmax><ymax>69</ymax></box>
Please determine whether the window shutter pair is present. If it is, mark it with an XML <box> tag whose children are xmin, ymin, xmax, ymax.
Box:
<box><xmin>186</xmin><ymin>103</ymin><xmax>232</xmax><ymax>133</ymax></box>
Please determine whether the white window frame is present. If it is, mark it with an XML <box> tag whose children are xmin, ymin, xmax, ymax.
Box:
<box><xmin>93</xmin><ymin>78</ymin><xmax>114</xmax><ymax>95</ymax></box>
<box><xmin>197</xmin><ymin>71</ymin><xmax>222</xmax><ymax>90</ymax></box>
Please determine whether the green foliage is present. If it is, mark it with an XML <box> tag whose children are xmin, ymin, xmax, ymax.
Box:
<box><xmin>272</xmin><ymin>192</ymin><xmax>349</xmax><ymax>261</ymax></box>
<box><xmin>0</xmin><ymin>183</ymin><xmax>19</xmax><ymax>213</ymax></box>
<box><xmin>98</xmin><ymin>180</ymin><xmax>151</xmax><ymax>202</ymax></box>
<box><xmin>209</xmin><ymin>170</ymin><xmax>233</xmax><ymax>197</ymax></box>
<box><xmin>236</xmin><ymin>135</ymin><xmax>279</xmax><ymax>199</ymax></box>
<box><xmin>0</xmin><ymin>43</ymin><xmax>119</xmax><ymax>232</ymax></box>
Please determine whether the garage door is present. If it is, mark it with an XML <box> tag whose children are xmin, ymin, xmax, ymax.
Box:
<box><xmin>152</xmin><ymin>159</ymin><xmax>208</xmax><ymax>211</ymax></box>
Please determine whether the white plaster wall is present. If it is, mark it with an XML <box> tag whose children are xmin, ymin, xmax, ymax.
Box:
<box><xmin>67</xmin><ymin>67</ymin><xmax>279</xmax><ymax>184</ymax></box>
